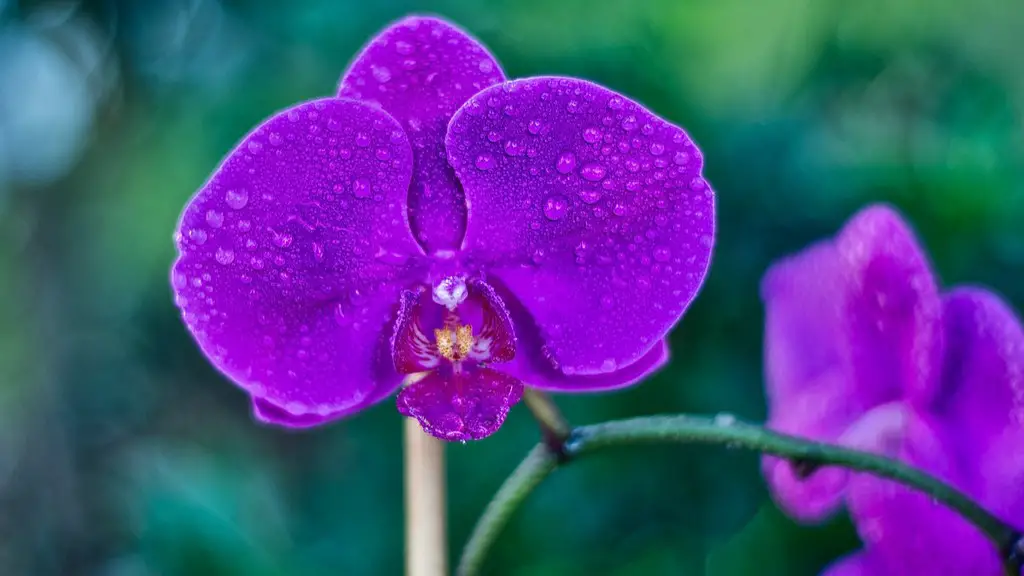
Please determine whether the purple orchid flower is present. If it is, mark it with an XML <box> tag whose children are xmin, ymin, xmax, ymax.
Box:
<box><xmin>170</xmin><ymin>16</ymin><xmax>715</xmax><ymax>441</ymax></box>
<box><xmin>761</xmin><ymin>204</ymin><xmax>1024</xmax><ymax>574</ymax></box>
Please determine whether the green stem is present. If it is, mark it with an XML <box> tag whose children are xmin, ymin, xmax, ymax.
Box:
<box><xmin>521</xmin><ymin>389</ymin><xmax>571</xmax><ymax>458</ymax></box>
<box><xmin>456</xmin><ymin>414</ymin><xmax>1022</xmax><ymax>576</ymax></box>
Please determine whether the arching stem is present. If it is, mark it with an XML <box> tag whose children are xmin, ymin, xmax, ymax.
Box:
<box><xmin>456</xmin><ymin>414</ymin><xmax>1022</xmax><ymax>576</ymax></box>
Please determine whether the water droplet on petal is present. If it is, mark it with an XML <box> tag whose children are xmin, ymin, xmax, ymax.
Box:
<box><xmin>371</xmin><ymin>65</ymin><xmax>392</xmax><ymax>83</ymax></box>
<box><xmin>225</xmin><ymin>189</ymin><xmax>249</xmax><ymax>210</ymax></box>
<box><xmin>478</xmin><ymin>59</ymin><xmax>494</xmax><ymax>73</ymax></box>
<box><xmin>273</xmin><ymin>233</ymin><xmax>293</xmax><ymax>249</ymax></box>
<box><xmin>673</xmin><ymin>151</ymin><xmax>689</xmax><ymax>166</ymax></box>
<box><xmin>528</xmin><ymin>120</ymin><xmax>543</xmax><ymax>135</ymax></box>
<box><xmin>580</xmin><ymin>163</ymin><xmax>606</xmax><ymax>181</ymax></box>
<box><xmin>556</xmin><ymin>152</ymin><xmax>576</xmax><ymax>174</ymax></box>
<box><xmin>353</xmin><ymin>178</ymin><xmax>371</xmax><ymax>198</ymax></box>
<box><xmin>583</xmin><ymin>126</ymin><xmax>602</xmax><ymax>143</ymax></box>
<box><xmin>653</xmin><ymin>246</ymin><xmax>671</xmax><ymax>262</ymax></box>
<box><xmin>188</xmin><ymin>228</ymin><xmax>208</xmax><ymax>244</ymax></box>
<box><xmin>543</xmin><ymin>195</ymin><xmax>568</xmax><ymax>221</ymax></box>
<box><xmin>247</xmin><ymin>140</ymin><xmax>263</xmax><ymax>154</ymax></box>
<box><xmin>475</xmin><ymin>154</ymin><xmax>495</xmax><ymax>170</ymax></box>
<box><xmin>215</xmin><ymin>247</ymin><xmax>235</xmax><ymax>264</ymax></box>
<box><xmin>205</xmin><ymin>210</ymin><xmax>224</xmax><ymax>228</ymax></box>
<box><xmin>395</xmin><ymin>40</ymin><xmax>414</xmax><ymax>55</ymax></box>
<box><xmin>649</xmin><ymin>142</ymin><xmax>665</xmax><ymax>156</ymax></box>
<box><xmin>608</xmin><ymin>97</ymin><xmax>624</xmax><ymax>110</ymax></box>
<box><xmin>621</xmin><ymin>115</ymin><xmax>637</xmax><ymax>131</ymax></box>
<box><xmin>579</xmin><ymin>188</ymin><xmax>602</xmax><ymax>204</ymax></box>
<box><xmin>355</xmin><ymin>132</ymin><xmax>370</xmax><ymax>147</ymax></box>
<box><xmin>503</xmin><ymin>140</ymin><xmax>524</xmax><ymax>156</ymax></box>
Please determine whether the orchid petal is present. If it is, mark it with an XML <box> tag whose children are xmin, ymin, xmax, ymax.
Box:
<box><xmin>171</xmin><ymin>98</ymin><xmax>420</xmax><ymax>415</ymax></box>
<box><xmin>340</xmin><ymin>16</ymin><xmax>505</xmax><ymax>253</ymax></box>
<box><xmin>397</xmin><ymin>368</ymin><xmax>523</xmax><ymax>441</ymax></box>
<box><xmin>447</xmin><ymin>77</ymin><xmax>714</xmax><ymax>376</ymax></box>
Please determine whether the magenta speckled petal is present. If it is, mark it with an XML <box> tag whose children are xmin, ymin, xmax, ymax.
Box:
<box><xmin>934</xmin><ymin>289</ymin><xmax>1024</xmax><ymax>520</ymax></box>
<box><xmin>171</xmin><ymin>98</ymin><xmax>422</xmax><ymax>416</ymax></box>
<box><xmin>447</xmin><ymin>77</ymin><xmax>714</xmax><ymax>375</ymax></box>
<box><xmin>835</xmin><ymin>205</ymin><xmax>943</xmax><ymax>409</ymax></box>
<box><xmin>340</xmin><ymin>16</ymin><xmax>505</xmax><ymax>253</ymax></box>
<box><xmin>396</xmin><ymin>368</ymin><xmax>523</xmax><ymax>441</ymax></box>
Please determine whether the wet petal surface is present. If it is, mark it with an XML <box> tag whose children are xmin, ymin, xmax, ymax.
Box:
<box><xmin>845</xmin><ymin>411</ymin><xmax>1003</xmax><ymax>574</ymax></box>
<box><xmin>171</xmin><ymin>98</ymin><xmax>421</xmax><ymax>415</ymax></box>
<box><xmin>760</xmin><ymin>205</ymin><xmax>942</xmax><ymax>519</ymax></box>
<box><xmin>340</xmin><ymin>16</ymin><xmax>505</xmax><ymax>253</ymax></box>
<box><xmin>495</xmin><ymin>280</ymin><xmax>669</xmax><ymax>390</ymax></box>
<box><xmin>396</xmin><ymin>368</ymin><xmax>523</xmax><ymax>441</ymax></box>
<box><xmin>836</xmin><ymin>205</ymin><xmax>943</xmax><ymax>409</ymax></box>
<box><xmin>933</xmin><ymin>289</ymin><xmax>1024</xmax><ymax>520</ymax></box>
<box><xmin>447</xmin><ymin>77</ymin><xmax>714</xmax><ymax>375</ymax></box>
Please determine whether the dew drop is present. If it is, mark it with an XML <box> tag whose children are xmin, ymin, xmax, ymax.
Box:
<box><xmin>188</xmin><ymin>228</ymin><xmax>208</xmax><ymax>245</ymax></box>
<box><xmin>225</xmin><ymin>189</ymin><xmax>249</xmax><ymax>210</ymax></box>
<box><xmin>478</xmin><ymin>59</ymin><xmax>494</xmax><ymax>73</ymax></box>
<box><xmin>600</xmin><ymin>295</ymin><xmax>614</xmax><ymax>309</ymax></box>
<box><xmin>580</xmin><ymin>163</ymin><xmax>606</xmax><ymax>181</ymax></box>
<box><xmin>579</xmin><ymin>188</ymin><xmax>602</xmax><ymax>204</ymax></box>
<box><xmin>621</xmin><ymin>115</ymin><xmax>637</xmax><ymax>131</ymax></box>
<box><xmin>215</xmin><ymin>247</ymin><xmax>235</xmax><ymax>265</ymax></box>
<box><xmin>475</xmin><ymin>154</ymin><xmax>495</xmax><ymax>170</ymax></box>
<box><xmin>487</xmin><ymin>131</ymin><xmax>501</xmax><ymax>143</ymax></box>
<box><xmin>608</xmin><ymin>97</ymin><xmax>624</xmax><ymax>110</ymax></box>
<box><xmin>556</xmin><ymin>152</ymin><xmax>576</xmax><ymax>174</ymax></box>
<box><xmin>653</xmin><ymin>246</ymin><xmax>671</xmax><ymax>262</ymax></box>
<box><xmin>353</xmin><ymin>178</ymin><xmax>371</xmax><ymax>198</ymax></box>
<box><xmin>273</xmin><ymin>233</ymin><xmax>294</xmax><ymax>249</ymax></box>
<box><xmin>371</xmin><ymin>65</ymin><xmax>392</xmax><ymax>83</ymax></box>
<box><xmin>376</xmin><ymin>148</ymin><xmax>391</xmax><ymax>161</ymax></box>
<box><xmin>583</xmin><ymin>126</ymin><xmax>602</xmax><ymax>143</ymax></box>
<box><xmin>355</xmin><ymin>132</ymin><xmax>370</xmax><ymax>147</ymax></box>
<box><xmin>528</xmin><ymin>120</ymin><xmax>543</xmax><ymax>135</ymax></box>
<box><xmin>673</xmin><ymin>151</ymin><xmax>689</xmax><ymax>166</ymax></box>
<box><xmin>205</xmin><ymin>210</ymin><xmax>224</xmax><ymax>228</ymax></box>
<box><xmin>395</xmin><ymin>40</ymin><xmax>414</xmax><ymax>55</ymax></box>
<box><xmin>543</xmin><ymin>195</ymin><xmax>569</xmax><ymax>221</ymax></box>
<box><xmin>649</xmin><ymin>142</ymin><xmax>665</xmax><ymax>156</ymax></box>
<box><xmin>503</xmin><ymin>140</ymin><xmax>524</xmax><ymax>156</ymax></box>
<box><xmin>247</xmin><ymin>140</ymin><xmax>263</xmax><ymax>154</ymax></box>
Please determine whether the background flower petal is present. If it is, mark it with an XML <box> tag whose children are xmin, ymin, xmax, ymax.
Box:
<box><xmin>171</xmin><ymin>98</ymin><xmax>421</xmax><ymax>415</ymax></box>
<box><xmin>934</xmin><ymin>288</ymin><xmax>1024</xmax><ymax>522</ymax></box>
<box><xmin>761</xmin><ymin>242</ymin><xmax>871</xmax><ymax>519</ymax></box>
<box><xmin>845</xmin><ymin>411</ymin><xmax>1003</xmax><ymax>574</ymax></box>
<box><xmin>339</xmin><ymin>16</ymin><xmax>505</xmax><ymax>254</ymax></box>
<box><xmin>447</xmin><ymin>77</ymin><xmax>714</xmax><ymax>375</ymax></box>
<box><xmin>836</xmin><ymin>204</ymin><xmax>943</xmax><ymax>409</ymax></box>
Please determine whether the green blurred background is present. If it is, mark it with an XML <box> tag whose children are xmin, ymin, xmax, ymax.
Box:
<box><xmin>1</xmin><ymin>0</ymin><xmax>1022</xmax><ymax>574</ymax></box>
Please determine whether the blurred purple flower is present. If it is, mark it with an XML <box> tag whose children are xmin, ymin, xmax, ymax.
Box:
<box><xmin>170</xmin><ymin>16</ymin><xmax>715</xmax><ymax>441</ymax></box>
<box><xmin>761</xmin><ymin>204</ymin><xmax>1024</xmax><ymax>574</ymax></box>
